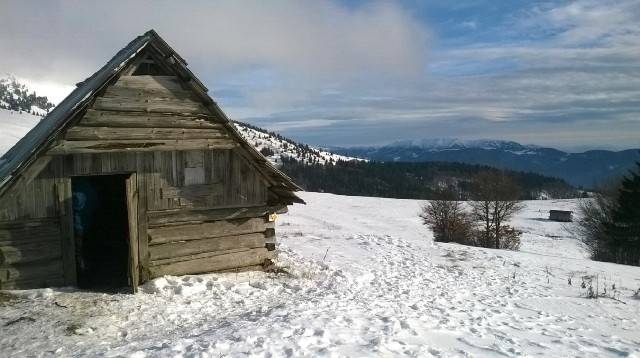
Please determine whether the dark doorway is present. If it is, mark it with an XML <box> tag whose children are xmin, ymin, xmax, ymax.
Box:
<box><xmin>72</xmin><ymin>175</ymin><xmax>131</xmax><ymax>290</ymax></box>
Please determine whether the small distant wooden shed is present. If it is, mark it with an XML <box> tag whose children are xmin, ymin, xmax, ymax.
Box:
<box><xmin>0</xmin><ymin>30</ymin><xmax>303</xmax><ymax>291</ymax></box>
<box><xmin>549</xmin><ymin>210</ymin><xmax>572</xmax><ymax>222</ymax></box>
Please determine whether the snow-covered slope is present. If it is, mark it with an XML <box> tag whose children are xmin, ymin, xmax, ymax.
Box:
<box><xmin>1</xmin><ymin>193</ymin><xmax>639</xmax><ymax>357</ymax></box>
<box><xmin>233</xmin><ymin>121</ymin><xmax>361</xmax><ymax>166</ymax></box>
<box><xmin>0</xmin><ymin>108</ymin><xmax>41</xmax><ymax>155</ymax></box>
<box><xmin>0</xmin><ymin>76</ymin><xmax>54</xmax><ymax>116</ymax></box>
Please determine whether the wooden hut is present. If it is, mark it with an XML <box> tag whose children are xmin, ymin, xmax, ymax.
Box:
<box><xmin>0</xmin><ymin>30</ymin><xmax>303</xmax><ymax>291</ymax></box>
<box><xmin>549</xmin><ymin>210</ymin><xmax>572</xmax><ymax>222</ymax></box>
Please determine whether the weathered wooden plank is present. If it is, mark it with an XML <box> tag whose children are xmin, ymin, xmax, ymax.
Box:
<box><xmin>161</xmin><ymin>183</ymin><xmax>223</xmax><ymax>208</ymax></box>
<box><xmin>147</xmin><ymin>205</ymin><xmax>283</xmax><ymax>227</ymax></box>
<box><xmin>0</xmin><ymin>156</ymin><xmax>56</xmax><ymax>220</ymax></box>
<box><xmin>225</xmin><ymin>149</ymin><xmax>272</xmax><ymax>205</ymax></box>
<box><xmin>232</xmin><ymin>146</ymin><xmax>278</xmax><ymax>187</ymax></box>
<box><xmin>136</xmin><ymin>153</ymin><xmax>150</xmax><ymax>283</ymax></box>
<box><xmin>151</xmin><ymin>247</ymin><xmax>251</xmax><ymax>266</ymax></box>
<box><xmin>104</xmin><ymin>84</ymin><xmax>198</xmax><ymax>101</ymax></box>
<box><xmin>148</xmin><ymin>247</ymin><xmax>269</xmax><ymax>277</ymax></box>
<box><xmin>0</xmin><ymin>235</ymin><xmax>60</xmax><ymax>251</ymax></box>
<box><xmin>62</xmin><ymin>152</ymin><xmax>139</xmax><ymax>176</ymax></box>
<box><xmin>265</xmin><ymin>228</ymin><xmax>276</xmax><ymax>248</ymax></box>
<box><xmin>113</xmin><ymin>75</ymin><xmax>185</xmax><ymax>91</ymax></box>
<box><xmin>92</xmin><ymin>96</ymin><xmax>209</xmax><ymax>115</ymax></box>
<box><xmin>163</xmin><ymin>183</ymin><xmax>222</xmax><ymax>200</ymax></box>
<box><xmin>48</xmin><ymin>139</ymin><xmax>237</xmax><ymax>154</ymax></box>
<box><xmin>217</xmin><ymin>264</ymin><xmax>266</xmax><ymax>274</ymax></box>
<box><xmin>174</xmin><ymin>151</ymin><xmax>185</xmax><ymax>187</ymax></box>
<box><xmin>183</xmin><ymin>150</ymin><xmax>205</xmax><ymax>187</ymax></box>
<box><xmin>0</xmin><ymin>217</ymin><xmax>58</xmax><ymax>232</ymax></box>
<box><xmin>65</xmin><ymin>127</ymin><xmax>227</xmax><ymax>141</ymax></box>
<box><xmin>0</xmin><ymin>155</ymin><xmax>53</xmax><ymax>199</ymax></box>
<box><xmin>0</xmin><ymin>241</ymin><xmax>62</xmax><ymax>265</ymax></box>
<box><xmin>0</xmin><ymin>276</ymin><xmax>65</xmax><ymax>290</ymax></box>
<box><xmin>232</xmin><ymin>150</ymin><xmax>243</xmax><ymax>204</ymax></box>
<box><xmin>126</xmin><ymin>174</ymin><xmax>139</xmax><ymax>292</ymax></box>
<box><xmin>210</xmin><ymin>150</ymin><xmax>229</xmax><ymax>207</ymax></box>
<box><xmin>55</xmin><ymin>178</ymin><xmax>77</xmax><ymax>286</ymax></box>
<box><xmin>148</xmin><ymin>217</ymin><xmax>265</xmax><ymax>244</ymax></box>
<box><xmin>0</xmin><ymin>218</ymin><xmax>60</xmax><ymax>244</ymax></box>
<box><xmin>0</xmin><ymin>259</ymin><xmax>64</xmax><ymax>284</ymax></box>
<box><xmin>149</xmin><ymin>232</ymin><xmax>266</xmax><ymax>261</ymax></box>
<box><xmin>80</xmin><ymin>110</ymin><xmax>222</xmax><ymax>128</ymax></box>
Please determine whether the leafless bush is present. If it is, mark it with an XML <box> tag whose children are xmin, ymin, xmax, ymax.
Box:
<box><xmin>420</xmin><ymin>199</ymin><xmax>473</xmax><ymax>244</ymax></box>
<box><xmin>580</xmin><ymin>273</ymin><xmax>624</xmax><ymax>302</ymax></box>
<box><xmin>469</xmin><ymin>171</ymin><xmax>524</xmax><ymax>250</ymax></box>
<box><xmin>574</xmin><ymin>183</ymin><xmax>618</xmax><ymax>261</ymax></box>
<box><xmin>468</xmin><ymin>226</ymin><xmax>521</xmax><ymax>250</ymax></box>
<box><xmin>498</xmin><ymin>226</ymin><xmax>522</xmax><ymax>251</ymax></box>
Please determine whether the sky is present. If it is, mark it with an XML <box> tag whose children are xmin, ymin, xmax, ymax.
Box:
<box><xmin>1</xmin><ymin>0</ymin><xmax>639</xmax><ymax>152</ymax></box>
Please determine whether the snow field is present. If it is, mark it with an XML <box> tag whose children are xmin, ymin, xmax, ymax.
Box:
<box><xmin>0</xmin><ymin>108</ymin><xmax>41</xmax><ymax>155</ymax></box>
<box><xmin>0</xmin><ymin>193</ymin><xmax>639</xmax><ymax>357</ymax></box>
<box><xmin>278</xmin><ymin>194</ymin><xmax>640</xmax><ymax>356</ymax></box>
<box><xmin>511</xmin><ymin>199</ymin><xmax>590</xmax><ymax>259</ymax></box>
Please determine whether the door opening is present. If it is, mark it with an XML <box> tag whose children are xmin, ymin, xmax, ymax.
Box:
<box><xmin>72</xmin><ymin>175</ymin><xmax>131</xmax><ymax>290</ymax></box>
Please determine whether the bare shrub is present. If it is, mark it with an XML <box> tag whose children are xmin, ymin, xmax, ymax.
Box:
<box><xmin>420</xmin><ymin>199</ymin><xmax>473</xmax><ymax>244</ymax></box>
<box><xmin>574</xmin><ymin>181</ymin><xmax>619</xmax><ymax>262</ymax></box>
<box><xmin>470</xmin><ymin>225</ymin><xmax>521</xmax><ymax>250</ymax></box>
<box><xmin>469</xmin><ymin>171</ymin><xmax>524</xmax><ymax>250</ymax></box>
<box><xmin>498</xmin><ymin>226</ymin><xmax>522</xmax><ymax>251</ymax></box>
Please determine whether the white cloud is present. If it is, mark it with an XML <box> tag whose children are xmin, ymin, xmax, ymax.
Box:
<box><xmin>0</xmin><ymin>1</ymin><xmax>430</xmax><ymax>85</ymax></box>
<box><xmin>461</xmin><ymin>21</ymin><xmax>477</xmax><ymax>30</ymax></box>
<box><xmin>544</xmin><ymin>0</ymin><xmax>640</xmax><ymax>46</ymax></box>
<box><xmin>1</xmin><ymin>0</ymin><xmax>638</xmax><ymax>151</ymax></box>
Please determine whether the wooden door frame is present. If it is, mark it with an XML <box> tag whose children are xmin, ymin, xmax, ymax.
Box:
<box><xmin>125</xmin><ymin>173</ymin><xmax>140</xmax><ymax>293</ymax></box>
<box><xmin>67</xmin><ymin>173</ymin><xmax>140</xmax><ymax>292</ymax></box>
<box><xmin>55</xmin><ymin>177</ymin><xmax>77</xmax><ymax>286</ymax></box>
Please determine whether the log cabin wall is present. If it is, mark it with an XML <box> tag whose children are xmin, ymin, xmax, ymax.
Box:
<box><xmin>0</xmin><ymin>73</ymin><xmax>282</xmax><ymax>289</ymax></box>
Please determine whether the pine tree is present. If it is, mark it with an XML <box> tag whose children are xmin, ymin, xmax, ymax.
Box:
<box><xmin>606</xmin><ymin>160</ymin><xmax>640</xmax><ymax>265</ymax></box>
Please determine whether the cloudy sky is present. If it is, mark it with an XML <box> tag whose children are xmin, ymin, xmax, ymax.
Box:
<box><xmin>2</xmin><ymin>0</ymin><xmax>639</xmax><ymax>151</ymax></box>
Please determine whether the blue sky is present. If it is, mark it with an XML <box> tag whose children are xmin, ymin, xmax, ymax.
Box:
<box><xmin>2</xmin><ymin>0</ymin><xmax>639</xmax><ymax>151</ymax></box>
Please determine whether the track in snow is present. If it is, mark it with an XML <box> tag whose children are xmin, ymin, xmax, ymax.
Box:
<box><xmin>1</xmin><ymin>192</ymin><xmax>639</xmax><ymax>357</ymax></box>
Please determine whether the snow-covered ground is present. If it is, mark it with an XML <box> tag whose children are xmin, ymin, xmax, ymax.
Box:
<box><xmin>0</xmin><ymin>108</ymin><xmax>41</xmax><ymax>155</ymax></box>
<box><xmin>1</xmin><ymin>192</ymin><xmax>639</xmax><ymax>357</ymax></box>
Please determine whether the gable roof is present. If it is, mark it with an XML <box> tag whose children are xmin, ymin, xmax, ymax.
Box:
<box><xmin>0</xmin><ymin>30</ymin><xmax>303</xmax><ymax>203</ymax></box>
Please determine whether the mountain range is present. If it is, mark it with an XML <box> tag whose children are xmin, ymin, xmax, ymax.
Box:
<box><xmin>333</xmin><ymin>140</ymin><xmax>640</xmax><ymax>188</ymax></box>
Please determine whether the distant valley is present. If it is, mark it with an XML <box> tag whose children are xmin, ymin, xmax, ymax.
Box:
<box><xmin>334</xmin><ymin>140</ymin><xmax>640</xmax><ymax>188</ymax></box>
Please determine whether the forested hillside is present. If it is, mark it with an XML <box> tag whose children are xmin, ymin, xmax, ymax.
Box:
<box><xmin>233</xmin><ymin>120</ymin><xmax>359</xmax><ymax>165</ymax></box>
<box><xmin>280</xmin><ymin>157</ymin><xmax>579</xmax><ymax>200</ymax></box>
<box><xmin>336</xmin><ymin>142</ymin><xmax>640</xmax><ymax>189</ymax></box>
<box><xmin>0</xmin><ymin>77</ymin><xmax>54</xmax><ymax>116</ymax></box>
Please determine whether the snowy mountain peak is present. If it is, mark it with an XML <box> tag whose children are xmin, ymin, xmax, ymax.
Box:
<box><xmin>391</xmin><ymin>138</ymin><xmax>540</xmax><ymax>154</ymax></box>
